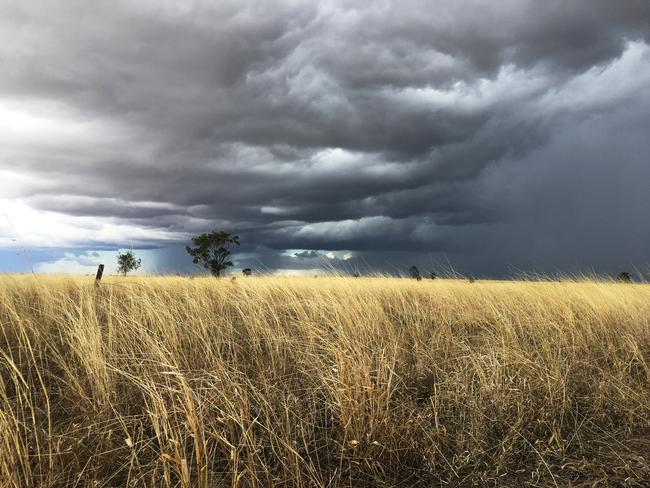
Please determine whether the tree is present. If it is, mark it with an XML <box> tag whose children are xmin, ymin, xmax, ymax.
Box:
<box><xmin>116</xmin><ymin>250</ymin><xmax>141</xmax><ymax>276</ymax></box>
<box><xmin>616</xmin><ymin>271</ymin><xmax>631</xmax><ymax>283</ymax></box>
<box><xmin>186</xmin><ymin>231</ymin><xmax>240</xmax><ymax>276</ymax></box>
<box><xmin>242</xmin><ymin>268</ymin><xmax>252</xmax><ymax>276</ymax></box>
<box><xmin>429</xmin><ymin>271</ymin><xmax>437</xmax><ymax>280</ymax></box>
<box><xmin>409</xmin><ymin>265</ymin><xmax>422</xmax><ymax>280</ymax></box>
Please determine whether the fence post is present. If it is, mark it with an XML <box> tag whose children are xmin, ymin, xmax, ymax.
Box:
<box><xmin>95</xmin><ymin>264</ymin><xmax>105</xmax><ymax>285</ymax></box>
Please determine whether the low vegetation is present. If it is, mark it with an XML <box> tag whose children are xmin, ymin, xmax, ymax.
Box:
<box><xmin>1</xmin><ymin>275</ymin><xmax>649</xmax><ymax>486</ymax></box>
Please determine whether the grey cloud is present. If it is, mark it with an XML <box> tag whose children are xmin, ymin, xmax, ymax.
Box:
<box><xmin>293</xmin><ymin>250</ymin><xmax>322</xmax><ymax>259</ymax></box>
<box><xmin>1</xmin><ymin>0</ymin><xmax>649</xmax><ymax>275</ymax></box>
<box><xmin>27</xmin><ymin>195</ymin><xmax>186</xmax><ymax>219</ymax></box>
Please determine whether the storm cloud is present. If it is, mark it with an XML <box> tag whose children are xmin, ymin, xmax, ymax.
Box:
<box><xmin>1</xmin><ymin>0</ymin><xmax>649</xmax><ymax>276</ymax></box>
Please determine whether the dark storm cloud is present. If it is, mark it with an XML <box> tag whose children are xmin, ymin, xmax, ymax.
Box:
<box><xmin>293</xmin><ymin>250</ymin><xmax>322</xmax><ymax>259</ymax></box>
<box><xmin>27</xmin><ymin>195</ymin><xmax>186</xmax><ymax>219</ymax></box>
<box><xmin>1</xmin><ymin>0</ymin><xmax>650</xmax><ymax>275</ymax></box>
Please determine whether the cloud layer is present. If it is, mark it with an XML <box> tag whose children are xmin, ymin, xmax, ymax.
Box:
<box><xmin>1</xmin><ymin>0</ymin><xmax>649</xmax><ymax>275</ymax></box>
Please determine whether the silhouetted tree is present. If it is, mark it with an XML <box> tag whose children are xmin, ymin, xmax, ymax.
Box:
<box><xmin>429</xmin><ymin>272</ymin><xmax>437</xmax><ymax>280</ymax></box>
<box><xmin>409</xmin><ymin>265</ymin><xmax>422</xmax><ymax>280</ymax></box>
<box><xmin>116</xmin><ymin>250</ymin><xmax>141</xmax><ymax>276</ymax></box>
<box><xmin>186</xmin><ymin>231</ymin><xmax>240</xmax><ymax>276</ymax></box>
<box><xmin>242</xmin><ymin>268</ymin><xmax>252</xmax><ymax>276</ymax></box>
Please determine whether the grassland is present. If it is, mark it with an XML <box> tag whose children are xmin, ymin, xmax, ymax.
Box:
<box><xmin>0</xmin><ymin>275</ymin><xmax>649</xmax><ymax>487</ymax></box>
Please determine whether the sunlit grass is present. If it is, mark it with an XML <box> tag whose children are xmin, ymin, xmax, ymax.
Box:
<box><xmin>1</xmin><ymin>274</ymin><xmax>649</xmax><ymax>486</ymax></box>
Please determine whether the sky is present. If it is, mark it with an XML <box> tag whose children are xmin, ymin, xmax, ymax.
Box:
<box><xmin>1</xmin><ymin>0</ymin><xmax>649</xmax><ymax>277</ymax></box>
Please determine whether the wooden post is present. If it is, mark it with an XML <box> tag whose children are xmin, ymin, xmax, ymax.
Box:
<box><xmin>95</xmin><ymin>264</ymin><xmax>104</xmax><ymax>285</ymax></box>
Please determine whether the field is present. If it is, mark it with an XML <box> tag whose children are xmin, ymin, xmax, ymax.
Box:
<box><xmin>1</xmin><ymin>275</ymin><xmax>649</xmax><ymax>487</ymax></box>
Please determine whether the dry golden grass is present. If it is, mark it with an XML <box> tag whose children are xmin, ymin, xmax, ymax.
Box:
<box><xmin>0</xmin><ymin>274</ymin><xmax>649</xmax><ymax>487</ymax></box>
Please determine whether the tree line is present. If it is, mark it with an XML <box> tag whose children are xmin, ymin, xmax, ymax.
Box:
<box><xmin>116</xmin><ymin>231</ymin><xmax>241</xmax><ymax>277</ymax></box>
<box><xmin>115</xmin><ymin>231</ymin><xmax>638</xmax><ymax>282</ymax></box>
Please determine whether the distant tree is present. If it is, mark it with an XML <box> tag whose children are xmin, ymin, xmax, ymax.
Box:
<box><xmin>116</xmin><ymin>250</ymin><xmax>141</xmax><ymax>276</ymax></box>
<box><xmin>468</xmin><ymin>276</ymin><xmax>476</xmax><ymax>283</ymax></box>
<box><xmin>429</xmin><ymin>272</ymin><xmax>437</xmax><ymax>280</ymax></box>
<box><xmin>616</xmin><ymin>271</ymin><xmax>631</xmax><ymax>283</ymax></box>
<box><xmin>186</xmin><ymin>231</ymin><xmax>240</xmax><ymax>276</ymax></box>
<box><xmin>242</xmin><ymin>268</ymin><xmax>252</xmax><ymax>276</ymax></box>
<box><xmin>409</xmin><ymin>265</ymin><xmax>422</xmax><ymax>281</ymax></box>
<box><xmin>353</xmin><ymin>272</ymin><xmax>360</xmax><ymax>278</ymax></box>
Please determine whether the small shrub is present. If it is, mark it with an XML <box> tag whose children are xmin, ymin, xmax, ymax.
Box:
<box><xmin>616</xmin><ymin>271</ymin><xmax>631</xmax><ymax>283</ymax></box>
